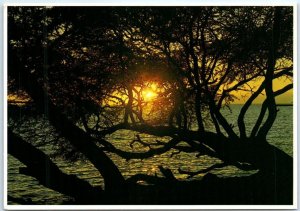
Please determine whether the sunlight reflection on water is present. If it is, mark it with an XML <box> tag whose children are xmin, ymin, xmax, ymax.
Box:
<box><xmin>7</xmin><ymin>105</ymin><xmax>293</xmax><ymax>204</ymax></box>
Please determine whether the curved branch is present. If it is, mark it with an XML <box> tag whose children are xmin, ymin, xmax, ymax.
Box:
<box><xmin>251</xmin><ymin>83</ymin><xmax>293</xmax><ymax>138</ymax></box>
<box><xmin>8</xmin><ymin>129</ymin><xmax>103</xmax><ymax>203</ymax></box>
<box><xmin>237</xmin><ymin>67</ymin><xmax>292</xmax><ymax>139</ymax></box>
<box><xmin>208</xmin><ymin>99</ymin><xmax>239</xmax><ymax>140</ymax></box>
<box><xmin>102</xmin><ymin>138</ymin><xmax>181</xmax><ymax>160</ymax></box>
<box><xmin>9</xmin><ymin>46</ymin><xmax>126</xmax><ymax>191</ymax></box>
<box><xmin>256</xmin><ymin>8</ymin><xmax>283</xmax><ymax>139</ymax></box>
<box><xmin>238</xmin><ymin>81</ymin><xmax>265</xmax><ymax>138</ymax></box>
<box><xmin>178</xmin><ymin>163</ymin><xmax>228</xmax><ymax>178</ymax></box>
<box><xmin>250</xmin><ymin>103</ymin><xmax>268</xmax><ymax>139</ymax></box>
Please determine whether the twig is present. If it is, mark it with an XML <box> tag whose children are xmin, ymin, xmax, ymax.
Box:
<box><xmin>130</xmin><ymin>134</ymin><xmax>152</xmax><ymax>149</ymax></box>
<box><xmin>178</xmin><ymin>162</ymin><xmax>227</xmax><ymax>179</ymax></box>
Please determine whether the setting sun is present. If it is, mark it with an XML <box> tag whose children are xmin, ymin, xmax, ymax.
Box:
<box><xmin>143</xmin><ymin>90</ymin><xmax>157</xmax><ymax>101</ymax></box>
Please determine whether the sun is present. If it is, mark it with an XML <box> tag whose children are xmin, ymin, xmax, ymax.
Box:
<box><xmin>144</xmin><ymin>90</ymin><xmax>156</xmax><ymax>101</ymax></box>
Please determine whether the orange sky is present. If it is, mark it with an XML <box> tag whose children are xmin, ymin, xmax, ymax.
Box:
<box><xmin>232</xmin><ymin>77</ymin><xmax>293</xmax><ymax>104</ymax></box>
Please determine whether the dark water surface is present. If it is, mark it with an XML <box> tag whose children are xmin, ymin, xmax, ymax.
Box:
<box><xmin>7</xmin><ymin>104</ymin><xmax>293</xmax><ymax>204</ymax></box>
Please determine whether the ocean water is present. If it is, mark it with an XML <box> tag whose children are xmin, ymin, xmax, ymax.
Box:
<box><xmin>7</xmin><ymin>104</ymin><xmax>293</xmax><ymax>204</ymax></box>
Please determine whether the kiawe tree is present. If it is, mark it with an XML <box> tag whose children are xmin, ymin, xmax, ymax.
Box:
<box><xmin>7</xmin><ymin>6</ymin><xmax>293</xmax><ymax>205</ymax></box>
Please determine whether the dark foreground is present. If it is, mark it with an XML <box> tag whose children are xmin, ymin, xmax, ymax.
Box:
<box><xmin>55</xmin><ymin>171</ymin><xmax>292</xmax><ymax>205</ymax></box>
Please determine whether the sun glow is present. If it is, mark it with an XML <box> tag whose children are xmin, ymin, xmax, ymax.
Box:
<box><xmin>143</xmin><ymin>89</ymin><xmax>157</xmax><ymax>101</ymax></box>
<box><xmin>144</xmin><ymin>82</ymin><xmax>159</xmax><ymax>101</ymax></box>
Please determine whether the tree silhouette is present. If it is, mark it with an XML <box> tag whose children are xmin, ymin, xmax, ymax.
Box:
<box><xmin>7</xmin><ymin>6</ymin><xmax>293</xmax><ymax>205</ymax></box>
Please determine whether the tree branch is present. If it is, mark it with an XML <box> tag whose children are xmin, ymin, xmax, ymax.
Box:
<box><xmin>251</xmin><ymin>83</ymin><xmax>293</xmax><ymax>138</ymax></box>
<box><xmin>8</xmin><ymin>128</ymin><xmax>104</xmax><ymax>204</ymax></box>
<box><xmin>178</xmin><ymin>162</ymin><xmax>228</xmax><ymax>178</ymax></box>
<box><xmin>9</xmin><ymin>45</ymin><xmax>126</xmax><ymax>191</ymax></box>
<box><xmin>257</xmin><ymin>8</ymin><xmax>282</xmax><ymax>139</ymax></box>
<box><xmin>237</xmin><ymin>67</ymin><xmax>292</xmax><ymax>139</ymax></box>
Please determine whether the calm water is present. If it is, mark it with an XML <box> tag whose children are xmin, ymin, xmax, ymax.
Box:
<box><xmin>7</xmin><ymin>104</ymin><xmax>293</xmax><ymax>204</ymax></box>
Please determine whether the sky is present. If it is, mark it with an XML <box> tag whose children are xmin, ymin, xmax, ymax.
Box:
<box><xmin>232</xmin><ymin>77</ymin><xmax>293</xmax><ymax>104</ymax></box>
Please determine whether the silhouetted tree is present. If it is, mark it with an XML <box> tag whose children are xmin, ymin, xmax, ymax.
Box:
<box><xmin>7</xmin><ymin>6</ymin><xmax>293</xmax><ymax>205</ymax></box>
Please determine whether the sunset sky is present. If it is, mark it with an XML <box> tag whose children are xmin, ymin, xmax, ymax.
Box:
<box><xmin>232</xmin><ymin>77</ymin><xmax>293</xmax><ymax>104</ymax></box>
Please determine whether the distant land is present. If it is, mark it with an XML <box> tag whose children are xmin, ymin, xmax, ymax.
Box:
<box><xmin>276</xmin><ymin>103</ymin><xmax>293</xmax><ymax>106</ymax></box>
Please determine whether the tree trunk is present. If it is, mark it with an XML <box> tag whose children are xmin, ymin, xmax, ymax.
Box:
<box><xmin>8</xmin><ymin>47</ymin><xmax>126</xmax><ymax>194</ymax></box>
<box><xmin>8</xmin><ymin>129</ymin><xmax>105</xmax><ymax>204</ymax></box>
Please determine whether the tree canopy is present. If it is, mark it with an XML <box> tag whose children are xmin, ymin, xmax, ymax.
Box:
<box><xmin>7</xmin><ymin>6</ymin><xmax>293</xmax><ymax>205</ymax></box>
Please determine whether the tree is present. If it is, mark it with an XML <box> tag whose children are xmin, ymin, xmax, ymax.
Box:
<box><xmin>7</xmin><ymin>6</ymin><xmax>293</xmax><ymax>205</ymax></box>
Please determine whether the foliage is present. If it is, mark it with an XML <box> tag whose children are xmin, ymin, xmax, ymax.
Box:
<box><xmin>7</xmin><ymin>6</ymin><xmax>293</xmax><ymax>205</ymax></box>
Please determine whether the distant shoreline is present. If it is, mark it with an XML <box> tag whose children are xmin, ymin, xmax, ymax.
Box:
<box><xmin>230</xmin><ymin>103</ymin><xmax>293</xmax><ymax>106</ymax></box>
<box><xmin>276</xmin><ymin>104</ymin><xmax>293</xmax><ymax>106</ymax></box>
